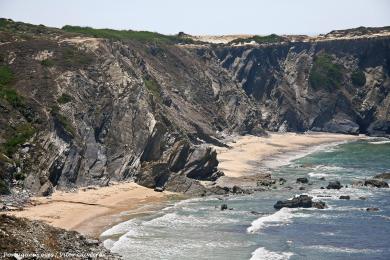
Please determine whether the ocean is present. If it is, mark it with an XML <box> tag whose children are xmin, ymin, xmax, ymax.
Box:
<box><xmin>101</xmin><ymin>138</ymin><xmax>390</xmax><ymax>260</ymax></box>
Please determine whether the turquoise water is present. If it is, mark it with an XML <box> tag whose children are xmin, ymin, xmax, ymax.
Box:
<box><xmin>102</xmin><ymin>139</ymin><xmax>390</xmax><ymax>260</ymax></box>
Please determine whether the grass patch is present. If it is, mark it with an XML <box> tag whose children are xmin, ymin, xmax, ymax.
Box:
<box><xmin>351</xmin><ymin>69</ymin><xmax>366</xmax><ymax>86</ymax></box>
<box><xmin>41</xmin><ymin>59</ymin><xmax>54</xmax><ymax>67</ymax></box>
<box><xmin>57</xmin><ymin>93</ymin><xmax>72</xmax><ymax>104</ymax></box>
<box><xmin>62</xmin><ymin>47</ymin><xmax>93</xmax><ymax>66</ymax></box>
<box><xmin>144</xmin><ymin>77</ymin><xmax>161</xmax><ymax>100</ymax></box>
<box><xmin>50</xmin><ymin>106</ymin><xmax>76</xmax><ymax>137</ymax></box>
<box><xmin>309</xmin><ymin>53</ymin><xmax>343</xmax><ymax>91</ymax></box>
<box><xmin>62</xmin><ymin>25</ymin><xmax>194</xmax><ymax>44</ymax></box>
<box><xmin>0</xmin><ymin>85</ymin><xmax>25</xmax><ymax>108</ymax></box>
<box><xmin>230</xmin><ymin>34</ymin><xmax>284</xmax><ymax>45</ymax></box>
<box><xmin>0</xmin><ymin>66</ymin><xmax>13</xmax><ymax>85</ymax></box>
<box><xmin>2</xmin><ymin>123</ymin><xmax>36</xmax><ymax>157</ymax></box>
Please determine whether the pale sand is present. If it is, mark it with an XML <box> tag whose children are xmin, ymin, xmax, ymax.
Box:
<box><xmin>5</xmin><ymin>132</ymin><xmax>363</xmax><ymax>238</ymax></box>
<box><xmin>8</xmin><ymin>182</ymin><xmax>178</xmax><ymax>238</ymax></box>
<box><xmin>216</xmin><ymin>132</ymin><xmax>364</xmax><ymax>178</ymax></box>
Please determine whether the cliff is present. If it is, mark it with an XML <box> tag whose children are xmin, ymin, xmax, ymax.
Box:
<box><xmin>0</xmin><ymin>19</ymin><xmax>389</xmax><ymax>197</ymax></box>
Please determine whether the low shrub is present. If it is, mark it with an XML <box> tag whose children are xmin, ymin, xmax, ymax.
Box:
<box><xmin>309</xmin><ymin>53</ymin><xmax>343</xmax><ymax>90</ymax></box>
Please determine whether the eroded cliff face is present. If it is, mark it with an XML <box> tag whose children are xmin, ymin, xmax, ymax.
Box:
<box><xmin>0</xmin><ymin>20</ymin><xmax>262</xmax><ymax>196</ymax></box>
<box><xmin>208</xmin><ymin>37</ymin><xmax>390</xmax><ymax>135</ymax></box>
<box><xmin>0</xmin><ymin>20</ymin><xmax>389</xmax><ymax>196</ymax></box>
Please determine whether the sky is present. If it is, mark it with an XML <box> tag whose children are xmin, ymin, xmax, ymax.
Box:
<box><xmin>0</xmin><ymin>0</ymin><xmax>389</xmax><ymax>36</ymax></box>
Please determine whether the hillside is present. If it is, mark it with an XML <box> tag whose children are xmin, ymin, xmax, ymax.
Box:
<box><xmin>0</xmin><ymin>18</ymin><xmax>389</xmax><ymax>197</ymax></box>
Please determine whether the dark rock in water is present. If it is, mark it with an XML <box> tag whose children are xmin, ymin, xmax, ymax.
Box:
<box><xmin>154</xmin><ymin>187</ymin><xmax>164</xmax><ymax>192</ymax></box>
<box><xmin>313</xmin><ymin>201</ymin><xmax>327</xmax><ymax>209</ymax></box>
<box><xmin>257</xmin><ymin>179</ymin><xmax>276</xmax><ymax>187</ymax></box>
<box><xmin>359</xmin><ymin>197</ymin><xmax>366</xmax><ymax>200</ymax></box>
<box><xmin>366</xmin><ymin>207</ymin><xmax>380</xmax><ymax>212</ymax></box>
<box><xmin>299</xmin><ymin>187</ymin><xmax>305</xmax><ymax>190</ymax></box>
<box><xmin>339</xmin><ymin>195</ymin><xmax>350</xmax><ymax>200</ymax></box>
<box><xmin>327</xmin><ymin>181</ymin><xmax>342</xmax><ymax>189</ymax></box>
<box><xmin>274</xmin><ymin>195</ymin><xmax>326</xmax><ymax>210</ymax></box>
<box><xmin>319</xmin><ymin>177</ymin><xmax>326</xmax><ymax>180</ymax></box>
<box><xmin>221</xmin><ymin>204</ymin><xmax>228</xmax><ymax>211</ymax></box>
<box><xmin>250</xmin><ymin>211</ymin><xmax>261</xmax><ymax>215</ymax></box>
<box><xmin>364</xmin><ymin>179</ymin><xmax>389</xmax><ymax>188</ymax></box>
<box><xmin>296</xmin><ymin>177</ymin><xmax>309</xmax><ymax>184</ymax></box>
<box><xmin>279</xmin><ymin>178</ymin><xmax>287</xmax><ymax>185</ymax></box>
<box><xmin>320</xmin><ymin>187</ymin><xmax>325</xmax><ymax>189</ymax></box>
<box><xmin>374</xmin><ymin>173</ymin><xmax>390</xmax><ymax>179</ymax></box>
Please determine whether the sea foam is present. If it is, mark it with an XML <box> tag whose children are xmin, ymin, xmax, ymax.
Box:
<box><xmin>247</xmin><ymin>208</ymin><xmax>296</xmax><ymax>233</ymax></box>
<box><xmin>250</xmin><ymin>247</ymin><xmax>294</xmax><ymax>260</ymax></box>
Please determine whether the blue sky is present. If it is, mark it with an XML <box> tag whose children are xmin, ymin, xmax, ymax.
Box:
<box><xmin>0</xmin><ymin>0</ymin><xmax>389</xmax><ymax>35</ymax></box>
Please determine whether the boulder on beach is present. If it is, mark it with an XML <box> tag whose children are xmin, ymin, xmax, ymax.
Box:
<box><xmin>296</xmin><ymin>177</ymin><xmax>309</xmax><ymax>184</ymax></box>
<box><xmin>364</xmin><ymin>179</ymin><xmax>389</xmax><ymax>188</ymax></box>
<box><xmin>327</xmin><ymin>181</ymin><xmax>342</xmax><ymax>189</ymax></box>
<box><xmin>273</xmin><ymin>195</ymin><xmax>327</xmax><ymax>210</ymax></box>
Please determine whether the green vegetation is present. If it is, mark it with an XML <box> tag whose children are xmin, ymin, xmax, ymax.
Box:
<box><xmin>230</xmin><ymin>34</ymin><xmax>284</xmax><ymax>45</ymax></box>
<box><xmin>40</xmin><ymin>59</ymin><xmax>54</xmax><ymax>67</ymax></box>
<box><xmin>0</xmin><ymin>86</ymin><xmax>24</xmax><ymax>108</ymax></box>
<box><xmin>50</xmin><ymin>106</ymin><xmax>76</xmax><ymax>136</ymax></box>
<box><xmin>351</xmin><ymin>69</ymin><xmax>366</xmax><ymax>86</ymax></box>
<box><xmin>309</xmin><ymin>54</ymin><xmax>343</xmax><ymax>91</ymax></box>
<box><xmin>0</xmin><ymin>65</ymin><xmax>25</xmax><ymax>108</ymax></box>
<box><xmin>144</xmin><ymin>77</ymin><xmax>161</xmax><ymax>100</ymax></box>
<box><xmin>0</xmin><ymin>65</ymin><xmax>13</xmax><ymax>85</ymax></box>
<box><xmin>2</xmin><ymin>123</ymin><xmax>36</xmax><ymax>157</ymax></box>
<box><xmin>57</xmin><ymin>93</ymin><xmax>72</xmax><ymax>104</ymax></box>
<box><xmin>62</xmin><ymin>47</ymin><xmax>93</xmax><ymax>66</ymax></box>
<box><xmin>62</xmin><ymin>25</ymin><xmax>194</xmax><ymax>44</ymax></box>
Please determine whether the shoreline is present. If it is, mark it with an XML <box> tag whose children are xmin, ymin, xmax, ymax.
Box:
<box><xmin>6</xmin><ymin>182</ymin><xmax>181</xmax><ymax>238</ymax></box>
<box><xmin>3</xmin><ymin>132</ymin><xmax>364</xmax><ymax>240</ymax></box>
<box><xmin>215</xmin><ymin>132</ymin><xmax>365</xmax><ymax>178</ymax></box>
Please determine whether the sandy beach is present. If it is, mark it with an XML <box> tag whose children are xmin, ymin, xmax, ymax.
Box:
<box><xmin>216</xmin><ymin>132</ymin><xmax>363</xmax><ymax>178</ymax></box>
<box><xmin>7</xmin><ymin>182</ymin><xmax>177</xmax><ymax>238</ymax></box>
<box><xmin>4</xmin><ymin>132</ymin><xmax>363</xmax><ymax>239</ymax></box>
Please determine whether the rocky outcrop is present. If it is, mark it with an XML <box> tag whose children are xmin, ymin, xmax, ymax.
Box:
<box><xmin>296</xmin><ymin>177</ymin><xmax>309</xmax><ymax>184</ymax></box>
<box><xmin>208</xmin><ymin>35</ymin><xmax>390</xmax><ymax>136</ymax></box>
<box><xmin>0</xmin><ymin>20</ymin><xmax>260</xmax><ymax>196</ymax></box>
<box><xmin>274</xmin><ymin>195</ymin><xmax>326</xmax><ymax>209</ymax></box>
<box><xmin>327</xmin><ymin>181</ymin><xmax>342</xmax><ymax>189</ymax></box>
<box><xmin>0</xmin><ymin>215</ymin><xmax>119</xmax><ymax>259</ymax></box>
<box><xmin>364</xmin><ymin>179</ymin><xmax>389</xmax><ymax>188</ymax></box>
<box><xmin>374</xmin><ymin>172</ymin><xmax>390</xmax><ymax>179</ymax></box>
